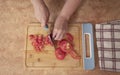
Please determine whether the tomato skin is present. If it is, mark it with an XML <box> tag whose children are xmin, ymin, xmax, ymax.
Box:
<box><xmin>44</xmin><ymin>35</ymin><xmax>53</xmax><ymax>46</ymax></box>
<box><xmin>57</xmin><ymin>38</ymin><xmax>80</xmax><ymax>60</ymax></box>
<box><xmin>29</xmin><ymin>34</ymin><xmax>44</xmax><ymax>52</ymax></box>
<box><xmin>69</xmin><ymin>50</ymin><xmax>80</xmax><ymax>59</ymax></box>
<box><xmin>29</xmin><ymin>34</ymin><xmax>38</xmax><ymax>42</ymax></box>
<box><xmin>37</xmin><ymin>35</ymin><xmax>44</xmax><ymax>43</ymax></box>
<box><xmin>57</xmin><ymin>39</ymin><xmax>73</xmax><ymax>53</ymax></box>
<box><xmin>29</xmin><ymin>33</ymin><xmax>80</xmax><ymax>60</ymax></box>
<box><xmin>29</xmin><ymin>34</ymin><xmax>54</xmax><ymax>52</ymax></box>
<box><xmin>55</xmin><ymin>48</ymin><xmax>66</xmax><ymax>60</ymax></box>
<box><xmin>65</xmin><ymin>33</ymin><xmax>74</xmax><ymax>42</ymax></box>
<box><xmin>44</xmin><ymin>35</ymin><xmax>49</xmax><ymax>45</ymax></box>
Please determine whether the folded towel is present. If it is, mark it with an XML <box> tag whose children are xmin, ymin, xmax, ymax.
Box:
<box><xmin>96</xmin><ymin>20</ymin><xmax>120</xmax><ymax>72</ymax></box>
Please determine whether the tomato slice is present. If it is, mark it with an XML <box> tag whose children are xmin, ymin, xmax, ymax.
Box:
<box><xmin>44</xmin><ymin>35</ymin><xmax>53</xmax><ymax>46</ymax></box>
<box><xmin>65</xmin><ymin>33</ymin><xmax>74</xmax><ymax>42</ymax></box>
<box><xmin>37</xmin><ymin>34</ymin><xmax>44</xmax><ymax>43</ymax></box>
<box><xmin>69</xmin><ymin>50</ymin><xmax>80</xmax><ymax>59</ymax></box>
<box><xmin>55</xmin><ymin>47</ymin><xmax>66</xmax><ymax>60</ymax></box>
<box><xmin>57</xmin><ymin>38</ymin><xmax>80</xmax><ymax>60</ymax></box>
<box><xmin>57</xmin><ymin>39</ymin><xmax>73</xmax><ymax>53</ymax></box>
<box><xmin>29</xmin><ymin>33</ymin><xmax>80</xmax><ymax>60</ymax></box>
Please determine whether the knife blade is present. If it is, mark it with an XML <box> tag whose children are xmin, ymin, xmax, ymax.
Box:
<box><xmin>49</xmin><ymin>33</ymin><xmax>57</xmax><ymax>48</ymax></box>
<box><xmin>44</xmin><ymin>24</ymin><xmax>57</xmax><ymax>48</ymax></box>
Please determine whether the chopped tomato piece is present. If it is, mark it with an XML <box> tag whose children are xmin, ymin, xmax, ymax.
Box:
<box><xmin>55</xmin><ymin>47</ymin><xmax>66</xmax><ymax>60</ymax></box>
<box><xmin>44</xmin><ymin>35</ymin><xmax>53</xmax><ymax>46</ymax></box>
<box><xmin>57</xmin><ymin>37</ymin><xmax>80</xmax><ymax>60</ymax></box>
<box><xmin>29</xmin><ymin>34</ymin><xmax>38</xmax><ymax>41</ymax></box>
<box><xmin>29</xmin><ymin>34</ymin><xmax>44</xmax><ymax>52</ymax></box>
<box><xmin>29</xmin><ymin>34</ymin><xmax>53</xmax><ymax>52</ymax></box>
<box><xmin>29</xmin><ymin>33</ymin><xmax>80</xmax><ymax>60</ymax></box>
<box><xmin>57</xmin><ymin>39</ymin><xmax>73</xmax><ymax>53</ymax></box>
<box><xmin>69</xmin><ymin>50</ymin><xmax>80</xmax><ymax>59</ymax></box>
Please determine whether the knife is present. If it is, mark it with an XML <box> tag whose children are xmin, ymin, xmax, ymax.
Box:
<box><xmin>44</xmin><ymin>24</ymin><xmax>57</xmax><ymax>48</ymax></box>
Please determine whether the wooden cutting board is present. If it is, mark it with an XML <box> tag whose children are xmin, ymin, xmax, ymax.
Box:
<box><xmin>25</xmin><ymin>23</ymin><xmax>83</xmax><ymax>69</ymax></box>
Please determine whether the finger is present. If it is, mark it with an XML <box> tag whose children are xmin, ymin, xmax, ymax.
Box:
<box><xmin>54</xmin><ymin>31</ymin><xmax>62</xmax><ymax>40</ymax></box>
<box><xmin>41</xmin><ymin>21</ymin><xmax>46</xmax><ymax>27</ymax></box>
<box><xmin>41</xmin><ymin>18</ymin><xmax>49</xmax><ymax>27</ymax></box>
<box><xmin>52</xmin><ymin>29</ymin><xmax>57</xmax><ymax>38</ymax></box>
<box><xmin>58</xmin><ymin>31</ymin><xmax>66</xmax><ymax>40</ymax></box>
<box><xmin>58</xmin><ymin>33</ymin><xmax>64</xmax><ymax>40</ymax></box>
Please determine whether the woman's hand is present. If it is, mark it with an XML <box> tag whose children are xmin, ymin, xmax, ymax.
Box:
<box><xmin>53</xmin><ymin>15</ymin><xmax>68</xmax><ymax>40</ymax></box>
<box><xmin>31</xmin><ymin>0</ymin><xmax>50</xmax><ymax>27</ymax></box>
<box><xmin>52</xmin><ymin>0</ymin><xmax>81</xmax><ymax>40</ymax></box>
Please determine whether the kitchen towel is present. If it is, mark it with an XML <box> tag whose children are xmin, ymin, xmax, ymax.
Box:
<box><xmin>96</xmin><ymin>20</ymin><xmax>120</xmax><ymax>72</ymax></box>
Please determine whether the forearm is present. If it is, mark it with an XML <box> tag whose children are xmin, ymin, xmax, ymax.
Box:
<box><xmin>31</xmin><ymin>0</ymin><xmax>46</xmax><ymax>8</ymax></box>
<box><xmin>59</xmin><ymin>0</ymin><xmax>81</xmax><ymax>20</ymax></box>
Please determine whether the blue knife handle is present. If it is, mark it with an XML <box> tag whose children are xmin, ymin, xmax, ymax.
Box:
<box><xmin>44</xmin><ymin>24</ymin><xmax>49</xmax><ymax>30</ymax></box>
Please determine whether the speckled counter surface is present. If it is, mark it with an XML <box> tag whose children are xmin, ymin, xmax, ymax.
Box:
<box><xmin>0</xmin><ymin>0</ymin><xmax>120</xmax><ymax>75</ymax></box>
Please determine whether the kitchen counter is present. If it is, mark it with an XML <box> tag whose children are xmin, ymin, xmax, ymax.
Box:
<box><xmin>0</xmin><ymin>0</ymin><xmax>120</xmax><ymax>75</ymax></box>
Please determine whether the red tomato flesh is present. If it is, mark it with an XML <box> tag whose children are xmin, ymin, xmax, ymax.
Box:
<box><xmin>44</xmin><ymin>35</ymin><xmax>53</xmax><ymax>46</ymax></box>
<box><xmin>29</xmin><ymin>33</ymin><xmax>80</xmax><ymax>60</ymax></box>
<box><xmin>55</xmin><ymin>47</ymin><xmax>66</xmax><ymax>60</ymax></box>
<box><xmin>29</xmin><ymin>34</ymin><xmax>53</xmax><ymax>52</ymax></box>
<box><xmin>29</xmin><ymin>34</ymin><xmax>44</xmax><ymax>52</ymax></box>
<box><xmin>57</xmin><ymin>39</ymin><xmax>73</xmax><ymax>53</ymax></box>
<box><xmin>69</xmin><ymin>50</ymin><xmax>80</xmax><ymax>59</ymax></box>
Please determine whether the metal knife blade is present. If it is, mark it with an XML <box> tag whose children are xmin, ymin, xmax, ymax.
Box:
<box><xmin>49</xmin><ymin>33</ymin><xmax>57</xmax><ymax>48</ymax></box>
<box><xmin>44</xmin><ymin>24</ymin><xmax>57</xmax><ymax>48</ymax></box>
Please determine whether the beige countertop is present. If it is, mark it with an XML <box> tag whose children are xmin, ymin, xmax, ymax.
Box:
<box><xmin>0</xmin><ymin>0</ymin><xmax>120</xmax><ymax>75</ymax></box>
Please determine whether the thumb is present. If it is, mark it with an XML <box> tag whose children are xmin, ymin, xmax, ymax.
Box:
<box><xmin>41</xmin><ymin>17</ymin><xmax>49</xmax><ymax>27</ymax></box>
<box><xmin>41</xmin><ymin>21</ymin><xmax>46</xmax><ymax>27</ymax></box>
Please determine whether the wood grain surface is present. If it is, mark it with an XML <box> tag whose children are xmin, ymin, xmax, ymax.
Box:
<box><xmin>25</xmin><ymin>23</ymin><xmax>82</xmax><ymax>69</ymax></box>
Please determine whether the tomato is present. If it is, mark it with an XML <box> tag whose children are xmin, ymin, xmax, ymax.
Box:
<box><xmin>44</xmin><ymin>35</ymin><xmax>53</xmax><ymax>46</ymax></box>
<box><xmin>29</xmin><ymin>34</ymin><xmax>34</xmax><ymax>40</ymax></box>
<box><xmin>29</xmin><ymin>34</ymin><xmax>38</xmax><ymax>42</ymax></box>
<box><xmin>57</xmin><ymin>39</ymin><xmax>67</xmax><ymax>47</ymax></box>
<box><xmin>69</xmin><ymin>50</ymin><xmax>80</xmax><ymax>59</ymax></box>
<box><xmin>29</xmin><ymin>34</ymin><xmax>45</xmax><ymax>52</ymax></box>
<box><xmin>29</xmin><ymin>33</ymin><xmax>80</xmax><ymax>60</ymax></box>
<box><xmin>37</xmin><ymin>34</ymin><xmax>44</xmax><ymax>43</ymax></box>
<box><xmin>65</xmin><ymin>33</ymin><xmax>74</xmax><ymax>42</ymax></box>
<box><xmin>55</xmin><ymin>47</ymin><xmax>66</xmax><ymax>60</ymax></box>
<box><xmin>44</xmin><ymin>36</ymin><xmax>48</xmax><ymax>45</ymax></box>
<box><xmin>29</xmin><ymin>34</ymin><xmax>54</xmax><ymax>52</ymax></box>
<box><xmin>57</xmin><ymin>38</ymin><xmax>80</xmax><ymax>60</ymax></box>
<box><xmin>57</xmin><ymin>39</ymin><xmax>73</xmax><ymax>53</ymax></box>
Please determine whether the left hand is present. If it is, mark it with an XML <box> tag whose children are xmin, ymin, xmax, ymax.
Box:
<box><xmin>52</xmin><ymin>16</ymin><xmax>68</xmax><ymax>40</ymax></box>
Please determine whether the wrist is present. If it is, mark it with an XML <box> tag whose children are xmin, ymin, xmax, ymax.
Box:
<box><xmin>31</xmin><ymin>0</ymin><xmax>46</xmax><ymax>7</ymax></box>
<box><xmin>58</xmin><ymin>13</ymin><xmax>70</xmax><ymax>21</ymax></box>
<box><xmin>31</xmin><ymin>0</ymin><xmax>42</xmax><ymax>4</ymax></box>
<box><xmin>56</xmin><ymin>15</ymin><xmax>69</xmax><ymax>26</ymax></box>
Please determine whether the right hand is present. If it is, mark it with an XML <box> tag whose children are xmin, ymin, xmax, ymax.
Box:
<box><xmin>31</xmin><ymin>0</ymin><xmax>50</xmax><ymax>27</ymax></box>
<box><xmin>53</xmin><ymin>15</ymin><xmax>68</xmax><ymax>40</ymax></box>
